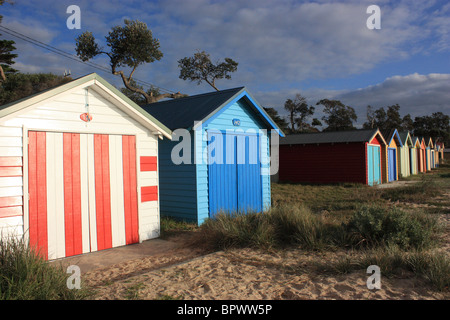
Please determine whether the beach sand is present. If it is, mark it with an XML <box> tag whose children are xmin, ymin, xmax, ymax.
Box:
<box><xmin>83</xmin><ymin>232</ymin><xmax>449</xmax><ymax>300</ymax></box>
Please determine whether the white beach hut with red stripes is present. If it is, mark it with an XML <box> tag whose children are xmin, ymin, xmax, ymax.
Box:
<box><xmin>0</xmin><ymin>73</ymin><xmax>171</xmax><ymax>260</ymax></box>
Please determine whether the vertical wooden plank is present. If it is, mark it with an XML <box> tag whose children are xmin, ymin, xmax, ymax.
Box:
<box><xmin>46</xmin><ymin>132</ymin><xmax>65</xmax><ymax>259</ymax></box>
<box><xmin>94</xmin><ymin>134</ymin><xmax>112</xmax><ymax>251</ymax></box>
<box><xmin>123</xmin><ymin>135</ymin><xmax>139</xmax><ymax>245</ymax></box>
<box><xmin>87</xmin><ymin>134</ymin><xmax>97</xmax><ymax>252</ymax></box>
<box><xmin>71</xmin><ymin>133</ymin><xmax>82</xmax><ymax>255</ymax></box>
<box><xmin>36</xmin><ymin>132</ymin><xmax>47</xmax><ymax>258</ymax></box>
<box><xmin>101</xmin><ymin>134</ymin><xmax>112</xmax><ymax>249</ymax></box>
<box><xmin>63</xmin><ymin>133</ymin><xmax>83</xmax><ymax>257</ymax></box>
<box><xmin>79</xmin><ymin>134</ymin><xmax>90</xmax><ymax>254</ymax></box>
<box><xmin>129</xmin><ymin>136</ymin><xmax>139</xmax><ymax>244</ymax></box>
<box><xmin>28</xmin><ymin>131</ymin><xmax>48</xmax><ymax>259</ymax></box>
<box><xmin>109</xmin><ymin>135</ymin><xmax>125</xmax><ymax>248</ymax></box>
<box><xmin>122</xmin><ymin>135</ymin><xmax>131</xmax><ymax>242</ymax></box>
<box><xmin>63</xmin><ymin>133</ymin><xmax>73</xmax><ymax>256</ymax></box>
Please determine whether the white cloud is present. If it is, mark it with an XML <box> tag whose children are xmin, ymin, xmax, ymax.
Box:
<box><xmin>146</xmin><ymin>0</ymin><xmax>441</xmax><ymax>87</ymax></box>
<box><xmin>252</xmin><ymin>73</ymin><xmax>450</xmax><ymax>128</ymax></box>
<box><xmin>336</xmin><ymin>73</ymin><xmax>450</xmax><ymax>122</ymax></box>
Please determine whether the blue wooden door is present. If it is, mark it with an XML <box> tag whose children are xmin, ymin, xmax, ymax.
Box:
<box><xmin>207</xmin><ymin>132</ymin><xmax>237</xmax><ymax>216</ymax></box>
<box><xmin>367</xmin><ymin>145</ymin><xmax>374</xmax><ymax>185</ymax></box>
<box><xmin>208</xmin><ymin>131</ymin><xmax>262</xmax><ymax>217</ymax></box>
<box><xmin>236</xmin><ymin>134</ymin><xmax>262</xmax><ymax>213</ymax></box>
<box><xmin>388</xmin><ymin>148</ymin><xmax>397</xmax><ymax>182</ymax></box>
<box><xmin>367</xmin><ymin>145</ymin><xmax>381</xmax><ymax>186</ymax></box>
<box><xmin>431</xmin><ymin>152</ymin><xmax>434</xmax><ymax>169</ymax></box>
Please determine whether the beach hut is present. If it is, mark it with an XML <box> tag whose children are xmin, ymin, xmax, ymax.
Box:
<box><xmin>410</xmin><ymin>137</ymin><xmax>420</xmax><ymax>175</ymax></box>
<box><xmin>381</xmin><ymin>129</ymin><xmax>403</xmax><ymax>182</ymax></box>
<box><xmin>425</xmin><ymin>137</ymin><xmax>434</xmax><ymax>170</ymax></box>
<box><xmin>278</xmin><ymin>129</ymin><xmax>387</xmax><ymax>186</ymax></box>
<box><xmin>433</xmin><ymin>142</ymin><xmax>440</xmax><ymax>167</ymax></box>
<box><xmin>398</xmin><ymin>131</ymin><xmax>413</xmax><ymax>178</ymax></box>
<box><xmin>434</xmin><ymin>143</ymin><xmax>440</xmax><ymax>167</ymax></box>
<box><xmin>436</xmin><ymin>142</ymin><xmax>445</xmax><ymax>166</ymax></box>
<box><xmin>142</xmin><ymin>87</ymin><xmax>284</xmax><ymax>225</ymax></box>
<box><xmin>0</xmin><ymin>73</ymin><xmax>171</xmax><ymax>260</ymax></box>
<box><xmin>418</xmin><ymin>137</ymin><xmax>427</xmax><ymax>172</ymax></box>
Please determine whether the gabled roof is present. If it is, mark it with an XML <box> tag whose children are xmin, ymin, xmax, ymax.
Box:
<box><xmin>142</xmin><ymin>87</ymin><xmax>284</xmax><ymax>136</ymax></box>
<box><xmin>425</xmin><ymin>137</ymin><xmax>434</xmax><ymax>148</ymax></box>
<box><xmin>381</xmin><ymin>128</ymin><xmax>403</xmax><ymax>147</ymax></box>
<box><xmin>398</xmin><ymin>131</ymin><xmax>413</xmax><ymax>146</ymax></box>
<box><xmin>280</xmin><ymin>128</ymin><xmax>386</xmax><ymax>145</ymax></box>
<box><xmin>0</xmin><ymin>73</ymin><xmax>172</xmax><ymax>139</ymax></box>
<box><xmin>419</xmin><ymin>137</ymin><xmax>426</xmax><ymax>148</ymax></box>
<box><xmin>411</xmin><ymin>136</ymin><xmax>421</xmax><ymax>147</ymax></box>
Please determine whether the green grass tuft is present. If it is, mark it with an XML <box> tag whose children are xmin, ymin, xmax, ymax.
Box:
<box><xmin>0</xmin><ymin>236</ymin><xmax>92</xmax><ymax>300</ymax></box>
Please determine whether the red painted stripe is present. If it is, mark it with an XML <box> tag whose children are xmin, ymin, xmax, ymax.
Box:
<box><xmin>28</xmin><ymin>131</ymin><xmax>48</xmax><ymax>259</ymax></box>
<box><xmin>0</xmin><ymin>206</ymin><xmax>23</xmax><ymax>218</ymax></box>
<box><xmin>63</xmin><ymin>133</ymin><xmax>83</xmax><ymax>257</ymax></box>
<box><xmin>0</xmin><ymin>167</ymin><xmax>22</xmax><ymax>177</ymax></box>
<box><xmin>0</xmin><ymin>196</ymin><xmax>23</xmax><ymax>218</ymax></box>
<box><xmin>123</xmin><ymin>136</ymin><xmax>139</xmax><ymax>245</ymax></box>
<box><xmin>0</xmin><ymin>156</ymin><xmax>22</xmax><ymax>167</ymax></box>
<box><xmin>94</xmin><ymin>134</ymin><xmax>112</xmax><ymax>251</ymax></box>
<box><xmin>0</xmin><ymin>196</ymin><xmax>22</xmax><ymax>208</ymax></box>
<box><xmin>141</xmin><ymin>186</ymin><xmax>158</xmax><ymax>202</ymax></box>
<box><xmin>140</xmin><ymin>156</ymin><xmax>157</xmax><ymax>171</ymax></box>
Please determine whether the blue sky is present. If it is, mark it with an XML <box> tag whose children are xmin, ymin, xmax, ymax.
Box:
<box><xmin>1</xmin><ymin>0</ymin><xmax>449</xmax><ymax>127</ymax></box>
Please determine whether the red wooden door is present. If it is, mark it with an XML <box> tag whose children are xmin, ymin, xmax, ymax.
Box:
<box><xmin>28</xmin><ymin>132</ymin><xmax>139</xmax><ymax>259</ymax></box>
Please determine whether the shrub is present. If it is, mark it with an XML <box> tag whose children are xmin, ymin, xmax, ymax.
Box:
<box><xmin>196</xmin><ymin>211</ymin><xmax>275</xmax><ymax>249</ymax></box>
<box><xmin>345</xmin><ymin>205</ymin><xmax>437</xmax><ymax>249</ymax></box>
<box><xmin>195</xmin><ymin>205</ymin><xmax>346</xmax><ymax>250</ymax></box>
<box><xmin>195</xmin><ymin>203</ymin><xmax>439</xmax><ymax>252</ymax></box>
<box><xmin>267</xmin><ymin>204</ymin><xmax>344</xmax><ymax>250</ymax></box>
<box><xmin>407</xmin><ymin>251</ymin><xmax>450</xmax><ymax>291</ymax></box>
<box><xmin>315</xmin><ymin>246</ymin><xmax>450</xmax><ymax>291</ymax></box>
<box><xmin>0</xmin><ymin>236</ymin><xmax>92</xmax><ymax>300</ymax></box>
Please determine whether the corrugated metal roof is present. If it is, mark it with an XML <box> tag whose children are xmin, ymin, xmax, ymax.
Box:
<box><xmin>280</xmin><ymin>129</ymin><xmax>380</xmax><ymax>145</ymax></box>
<box><xmin>142</xmin><ymin>87</ymin><xmax>245</xmax><ymax>130</ymax></box>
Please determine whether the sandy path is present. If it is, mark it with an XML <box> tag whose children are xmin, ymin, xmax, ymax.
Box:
<box><xmin>84</xmin><ymin>246</ymin><xmax>448</xmax><ymax>300</ymax></box>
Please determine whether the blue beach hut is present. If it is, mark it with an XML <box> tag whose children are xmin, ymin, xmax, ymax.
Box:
<box><xmin>143</xmin><ymin>87</ymin><xmax>284</xmax><ymax>225</ymax></box>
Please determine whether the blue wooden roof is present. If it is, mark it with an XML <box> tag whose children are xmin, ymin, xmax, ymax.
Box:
<box><xmin>142</xmin><ymin>87</ymin><xmax>284</xmax><ymax>136</ymax></box>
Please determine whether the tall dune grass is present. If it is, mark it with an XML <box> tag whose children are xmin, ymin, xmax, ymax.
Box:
<box><xmin>0</xmin><ymin>236</ymin><xmax>92</xmax><ymax>300</ymax></box>
<box><xmin>194</xmin><ymin>203</ymin><xmax>440</xmax><ymax>252</ymax></box>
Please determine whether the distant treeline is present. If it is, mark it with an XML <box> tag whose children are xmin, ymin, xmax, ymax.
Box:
<box><xmin>264</xmin><ymin>94</ymin><xmax>450</xmax><ymax>146</ymax></box>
